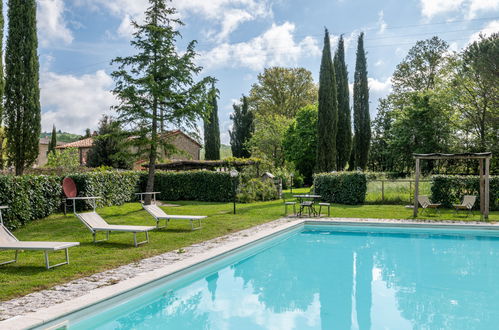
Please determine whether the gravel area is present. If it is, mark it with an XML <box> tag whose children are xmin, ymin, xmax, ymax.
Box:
<box><xmin>1</xmin><ymin>216</ymin><xmax>497</xmax><ymax>321</ymax></box>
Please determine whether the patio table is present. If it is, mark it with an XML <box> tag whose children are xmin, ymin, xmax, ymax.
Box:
<box><xmin>293</xmin><ymin>194</ymin><xmax>321</xmax><ymax>217</ymax></box>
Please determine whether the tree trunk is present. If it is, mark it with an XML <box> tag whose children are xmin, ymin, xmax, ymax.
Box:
<box><xmin>145</xmin><ymin>98</ymin><xmax>158</xmax><ymax>205</ymax></box>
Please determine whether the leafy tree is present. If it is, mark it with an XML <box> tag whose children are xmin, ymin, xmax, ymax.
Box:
<box><xmin>392</xmin><ymin>36</ymin><xmax>449</xmax><ymax>94</ymax></box>
<box><xmin>316</xmin><ymin>28</ymin><xmax>338</xmax><ymax>172</ymax></box>
<box><xmin>111</xmin><ymin>0</ymin><xmax>214</xmax><ymax>203</ymax></box>
<box><xmin>353</xmin><ymin>32</ymin><xmax>370</xmax><ymax>170</ymax></box>
<box><xmin>389</xmin><ymin>92</ymin><xmax>454</xmax><ymax>172</ymax></box>
<box><xmin>454</xmin><ymin>34</ymin><xmax>498</xmax><ymax>151</ymax></box>
<box><xmin>46</xmin><ymin>147</ymin><xmax>80</xmax><ymax>171</ymax></box>
<box><xmin>369</xmin><ymin>97</ymin><xmax>395</xmax><ymax>172</ymax></box>
<box><xmin>284</xmin><ymin>105</ymin><xmax>317</xmax><ymax>184</ymax></box>
<box><xmin>4</xmin><ymin>0</ymin><xmax>41</xmax><ymax>175</ymax></box>
<box><xmin>229</xmin><ymin>96</ymin><xmax>253</xmax><ymax>158</ymax></box>
<box><xmin>334</xmin><ymin>35</ymin><xmax>352</xmax><ymax>170</ymax></box>
<box><xmin>48</xmin><ymin>125</ymin><xmax>57</xmax><ymax>155</ymax></box>
<box><xmin>203</xmin><ymin>84</ymin><xmax>220</xmax><ymax>160</ymax></box>
<box><xmin>248</xmin><ymin>113</ymin><xmax>292</xmax><ymax>169</ymax></box>
<box><xmin>249</xmin><ymin>67</ymin><xmax>317</xmax><ymax>119</ymax></box>
<box><xmin>87</xmin><ymin>115</ymin><xmax>132</xmax><ymax>169</ymax></box>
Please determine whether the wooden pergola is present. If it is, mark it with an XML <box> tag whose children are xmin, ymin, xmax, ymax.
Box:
<box><xmin>413</xmin><ymin>152</ymin><xmax>492</xmax><ymax>219</ymax></box>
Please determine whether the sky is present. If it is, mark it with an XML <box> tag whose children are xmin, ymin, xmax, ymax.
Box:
<box><xmin>18</xmin><ymin>0</ymin><xmax>499</xmax><ymax>144</ymax></box>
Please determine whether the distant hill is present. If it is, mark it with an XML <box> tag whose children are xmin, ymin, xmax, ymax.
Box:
<box><xmin>40</xmin><ymin>132</ymin><xmax>82</xmax><ymax>144</ymax></box>
<box><xmin>200</xmin><ymin>144</ymin><xmax>232</xmax><ymax>160</ymax></box>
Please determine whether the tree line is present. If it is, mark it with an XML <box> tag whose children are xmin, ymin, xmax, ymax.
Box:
<box><xmin>227</xmin><ymin>29</ymin><xmax>371</xmax><ymax>184</ymax></box>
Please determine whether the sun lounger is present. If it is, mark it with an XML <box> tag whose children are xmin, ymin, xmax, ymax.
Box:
<box><xmin>418</xmin><ymin>195</ymin><xmax>441</xmax><ymax>214</ymax></box>
<box><xmin>142</xmin><ymin>204</ymin><xmax>206</xmax><ymax>230</ymax></box>
<box><xmin>0</xmin><ymin>207</ymin><xmax>79</xmax><ymax>269</ymax></box>
<box><xmin>453</xmin><ymin>195</ymin><xmax>476</xmax><ymax>216</ymax></box>
<box><xmin>76</xmin><ymin>212</ymin><xmax>155</xmax><ymax>247</ymax></box>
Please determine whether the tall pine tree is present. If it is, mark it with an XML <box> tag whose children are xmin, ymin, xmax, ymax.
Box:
<box><xmin>334</xmin><ymin>35</ymin><xmax>352</xmax><ymax>170</ymax></box>
<box><xmin>111</xmin><ymin>0</ymin><xmax>214</xmax><ymax>204</ymax></box>
<box><xmin>316</xmin><ymin>28</ymin><xmax>338</xmax><ymax>172</ymax></box>
<box><xmin>353</xmin><ymin>32</ymin><xmax>371</xmax><ymax>170</ymax></box>
<box><xmin>4</xmin><ymin>0</ymin><xmax>41</xmax><ymax>175</ymax></box>
<box><xmin>48</xmin><ymin>125</ymin><xmax>57</xmax><ymax>154</ymax></box>
<box><xmin>229</xmin><ymin>96</ymin><xmax>253</xmax><ymax>158</ymax></box>
<box><xmin>203</xmin><ymin>85</ymin><xmax>220</xmax><ymax>160</ymax></box>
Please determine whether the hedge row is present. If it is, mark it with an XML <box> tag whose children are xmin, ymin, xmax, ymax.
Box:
<box><xmin>0</xmin><ymin>175</ymin><xmax>61</xmax><ymax>229</ymax></box>
<box><xmin>69</xmin><ymin>171</ymin><xmax>141</xmax><ymax>209</ymax></box>
<box><xmin>314</xmin><ymin>172</ymin><xmax>367</xmax><ymax>205</ymax></box>
<box><xmin>143</xmin><ymin>171</ymin><xmax>235</xmax><ymax>202</ymax></box>
<box><xmin>431</xmin><ymin>175</ymin><xmax>499</xmax><ymax>210</ymax></box>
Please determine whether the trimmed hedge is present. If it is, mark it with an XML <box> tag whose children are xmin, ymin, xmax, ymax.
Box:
<box><xmin>141</xmin><ymin>170</ymin><xmax>235</xmax><ymax>202</ymax></box>
<box><xmin>0</xmin><ymin>175</ymin><xmax>61</xmax><ymax>229</ymax></box>
<box><xmin>431</xmin><ymin>175</ymin><xmax>499</xmax><ymax>210</ymax></box>
<box><xmin>314</xmin><ymin>172</ymin><xmax>367</xmax><ymax>205</ymax></box>
<box><xmin>69</xmin><ymin>171</ymin><xmax>141</xmax><ymax>209</ymax></box>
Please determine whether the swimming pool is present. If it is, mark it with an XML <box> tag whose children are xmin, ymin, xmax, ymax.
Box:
<box><xmin>36</xmin><ymin>223</ymin><xmax>499</xmax><ymax>329</ymax></box>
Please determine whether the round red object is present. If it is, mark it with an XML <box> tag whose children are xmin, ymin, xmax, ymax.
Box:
<box><xmin>62</xmin><ymin>177</ymin><xmax>77</xmax><ymax>198</ymax></box>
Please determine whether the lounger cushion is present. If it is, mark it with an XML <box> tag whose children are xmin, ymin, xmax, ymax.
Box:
<box><xmin>0</xmin><ymin>241</ymin><xmax>79</xmax><ymax>251</ymax></box>
<box><xmin>92</xmin><ymin>225</ymin><xmax>156</xmax><ymax>232</ymax></box>
<box><xmin>77</xmin><ymin>212</ymin><xmax>155</xmax><ymax>232</ymax></box>
<box><xmin>143</xmin><ymin>204</ymin><xmax>206</xmax><ymax>220</ymax></box>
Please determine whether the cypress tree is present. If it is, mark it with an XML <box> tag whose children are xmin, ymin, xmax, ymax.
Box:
<box><xmin>48</xmin><ymin>125</ymin><xmax>57</xmax><ymax>154</ymax></box>
<box><xmin>229</xmin><ymin>96</ymin><xmax>253</xmax><ymax>158</ymax></box>
<box><xmin>353</xmin><ymin>32</ymin><xmax>371</xmax><ymax>170</ymax></box>
<box><xmin>204</xmin><ymin>86</ymin><xmax>220</xmax><ymax>160</ymax></box>
<box><xmin>0</xmin><ymin>0</ymin><xmax>5</xmax><ymax>169</ymax></box>
<box><xmin>316</xmin><ymin>28</ymin><xmax>338</xmax><ymax>172</ymax></box>
<box><xmin>4</xmin><ymin>0</ymin><xmax>41</xmax><ymax>175</ymax></box>
<box><xmin>334</xmin><ymin>35</ymin><xmax>352</xmax><ymax>170</ymax></box>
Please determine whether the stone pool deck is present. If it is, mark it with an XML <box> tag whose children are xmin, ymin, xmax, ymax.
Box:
<box><xmin>1</xmin><ymin>217</ymin><xmax>498</xmax><ymax>329</ymax></box>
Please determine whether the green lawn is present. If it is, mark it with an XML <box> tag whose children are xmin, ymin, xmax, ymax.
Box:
<box><xmin>0</xmin><ymin>189</ymin><xmax>497</xmax><ymax>302</ymax></box>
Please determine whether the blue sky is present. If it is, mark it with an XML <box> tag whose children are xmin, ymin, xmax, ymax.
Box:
<box><xmin>27</xmin><ymin>0</ymin><xmax>499</xmax><ymax>143</ymax></box>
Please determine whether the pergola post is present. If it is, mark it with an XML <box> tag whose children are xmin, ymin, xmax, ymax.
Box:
<box><xmin>479</xmin><ymin>159</ymin><xmax>484</xmax><ymax>216</ymax></box>
<box><xmin>413</xmin><ymin>158</ymin><xmax>420</xmax><ymax>217</ymax></box>
<box><xmin>484</xmin><ymin>157</ymin><xmax>490</xmax><ymax>220</ymax></box>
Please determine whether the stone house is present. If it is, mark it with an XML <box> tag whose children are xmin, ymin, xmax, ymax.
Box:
<box><xmin>55</xmin><ymin>130</ymin><xmax>201</xmax><ymax>167</ymax></box>
<box><xmin>35</xmin><ymin>138</ymin><xmax>65</xmax><ymax>167</ymax></box>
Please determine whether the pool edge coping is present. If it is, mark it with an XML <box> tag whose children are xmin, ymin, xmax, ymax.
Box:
<box><xmin>3</xmin><ymin>217</ymin><xmax>499</xmax><ymax>329</ymax></box>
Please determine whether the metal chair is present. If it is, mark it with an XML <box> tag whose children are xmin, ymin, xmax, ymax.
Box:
<box><xmin>283</xmin><ymin>198</ymin><xmax>297</xmax><ymax>216</ymax></box>
<box><xmin>318</xmin><ymin>202</ymin><xmax>331</xmax><ymax>217</ymax></box>
<box><xmin>418</xmin><ymin>195</ymin><xmax>441</xmax><ymax>215</ymax></box>
<box><xmin>453</xmin><ymin>195</ymin><xmax>476</xmax><ymax>217</ymax></box>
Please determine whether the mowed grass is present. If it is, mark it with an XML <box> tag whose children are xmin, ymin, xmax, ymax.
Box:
<box><xmin>0</xmin><ymin>188</ymin><xmax>497</xmax><ymax>302</ymax></box>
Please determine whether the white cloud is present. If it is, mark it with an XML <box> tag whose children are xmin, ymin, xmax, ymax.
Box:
<box><xmin>40</xmin><ymin>70</ymin><xmax>115</xmax><ymax>133</ymax></box>
<box><xmin>468</xmin><ymin>20</ymin><xmax>499</xmax><ymax>43</ymax></box>
<box><xmin>368</xmin><ymin>77</ymin><xmax>392</xmax><ymax>93</ymax></box>
<box><xmin>77</xmin><ymin>0</ymin><xmax>271</xmax><ymax>40</ymax></box>
<box><xmin>420</xmin><ymin>0</ymin><xmax>499</xmax><ymax>19</ymax></box>
<box><xmin>37</xmin><ymin>0</ymin><xmax>73</xmax><ymax>46</ymax></box>
<box><xmin>468</xmin><ymin>0</ymin><xmax>499</xmax><ymax>18</ymax></box>
<box><xmin>377</xmin><ymin>10</ymin><xmax>387</xmax><ymax>34</ymax></box>
<box><xmin>420</xmin><ymin>0</ymin><xmax>465</xmax><ymax>17</ymax></box>
<box><xmin>375</xmin><ymin>59</ymin><xmax>385</xmax><ymax>67</ymax></box>
<box><xmin>198</xmin><ymin>22</ymin><xmax>321</xmax><ymax>71</ymax></box>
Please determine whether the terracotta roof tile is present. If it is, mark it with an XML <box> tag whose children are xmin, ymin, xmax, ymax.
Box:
<box><xmin>56</xmin><ymin>137</ymin><xmax>94</xmax><ymax>149</ymax></box>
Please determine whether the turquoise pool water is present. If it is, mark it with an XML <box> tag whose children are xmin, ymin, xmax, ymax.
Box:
<box><xmin>49</xmin><ymin>225</ymin><xmax>499</xmax><ymax>329</ymax></box>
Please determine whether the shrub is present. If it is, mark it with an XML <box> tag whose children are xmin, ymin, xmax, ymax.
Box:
<box><xmin>46</xmin><ymin>147</ymin><xmax>80</xmax><ymax>171</ymax></box>
<box><xmin>143</xmin><ymin>170</ymin><xmax>235</xmax><ymax>202</ymax></box>
<box><xmin>0</xmin><ymin>175</ymin><xmax>61</xmax><ymax>229</ymax></box>
<box><xmin>431</xmin><ymin>175</ymin><xmax>498</xmax><ymax>210</ymax></box>
<box><xmin>314</xmin><ymin>172</ymin><xmax>367</xmax><ymax>204</ymax></box>
<box><xmin>237</xmin><ymin>178</ymin><xmax>278</xmax><ymax>203</ymax></box>
<box><xmin>68</xmin><ymin>171</ymin><xmax>141</xmax><ymax>209</ymax></box>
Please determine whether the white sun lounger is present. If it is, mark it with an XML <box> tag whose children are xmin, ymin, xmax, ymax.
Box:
<box><xmin>0</xmin><ymin>207</ymin><xmax>79</xmax><ymax>269</ymax></box>
<box><xmin>76</xmin><ymin>212</ymin><xmax>155</xmax><ymax>247</ymax></box>
<box><xmin>142</xmin><ymin>204</ymin><xmax>206</xmax><ymax>230</ymax></box>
